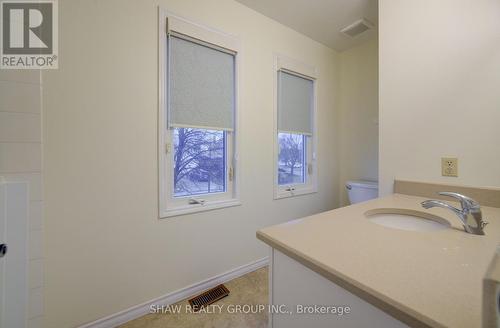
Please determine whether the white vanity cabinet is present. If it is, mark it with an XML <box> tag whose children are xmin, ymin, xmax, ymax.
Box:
<box><xmin>268</xmin><ymin>248</ymin><xmax>409</xmax><ymax>328</ymax></box>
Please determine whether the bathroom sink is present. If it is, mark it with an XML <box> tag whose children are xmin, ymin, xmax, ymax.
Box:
<box><xmin>365</xmin><ymin>208</ymin><xmax>451</xmax><ymax>232</ymax></box>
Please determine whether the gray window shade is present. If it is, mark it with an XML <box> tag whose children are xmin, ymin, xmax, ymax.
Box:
<box><xmin>169</xmin><ymin>35</ymin><xmax>235</xmax><ymax>131</ymax></box>
<box><xmin>278</xmin><ymin>71</ymin><xmax>313</xmax><ymax>135</ymax></box>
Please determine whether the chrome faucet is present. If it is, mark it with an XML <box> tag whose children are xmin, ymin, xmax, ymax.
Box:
<box><xmin>421</xmin><ymin>192</ymin><xmax>488</xmax><ymax>235</ymax></box>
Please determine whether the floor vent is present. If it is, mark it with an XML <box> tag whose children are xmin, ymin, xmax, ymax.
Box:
<box><xmin>188</xmin><ymin>284</ymin><xmax>230</xmax><ymax>311</ymax></box>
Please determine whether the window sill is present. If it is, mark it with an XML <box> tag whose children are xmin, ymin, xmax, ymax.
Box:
<box><xmin>274</xmin><ymin>187</ymin><xmax>317</xmax><ymax>200</ymax></box>
<box><xmin>160</xmin><ymin>198</ymin><xmax>241</xmax><ymax>218</ymax></box>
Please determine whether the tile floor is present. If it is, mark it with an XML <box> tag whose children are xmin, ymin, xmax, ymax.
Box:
<box><xmin>119</xmin><ymin>267</ymin><xmax>269</xmax><ymax>328</ymax></box>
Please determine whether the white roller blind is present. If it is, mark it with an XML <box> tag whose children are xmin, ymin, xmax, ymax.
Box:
<box><xmin>278</xmin><ymin>70</ymin><xmax>314</xmax><ymax>135</ymax></box>
<box><xmin>169</xmin><ymin>35</ymin><xmax>235</xmax><ymax>131</ymax></box>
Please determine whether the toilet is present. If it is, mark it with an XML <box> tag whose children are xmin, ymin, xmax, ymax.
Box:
<box><xmin>346</xmin><ymin>180</ymin><xmax>379</xmax><ymax>204</ymax></box>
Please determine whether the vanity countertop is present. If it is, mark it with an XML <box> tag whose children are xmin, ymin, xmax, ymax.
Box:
<box><xmin>257</xmin><ymin>193</ymin><xmax>500</xmax><ymax>328</ymax></box>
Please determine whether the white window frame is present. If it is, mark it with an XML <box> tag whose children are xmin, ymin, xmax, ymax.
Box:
<box><xmin>273</xmin><ymin>54</ymin><xmax>318</xmax><ymax>199</ymax></box>
<box><xmin>158</xmin><ymin>9</ymin><xmax>241</xmax><ymax>218</ymax></box>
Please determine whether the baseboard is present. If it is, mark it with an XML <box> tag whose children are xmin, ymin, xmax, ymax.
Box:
<box><xmin>79</xmin><ymin>257</ymin><xmax>269</xmax><ymax>328</ymax></box>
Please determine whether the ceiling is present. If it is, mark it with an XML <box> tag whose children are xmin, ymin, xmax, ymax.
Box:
<box><xmin>235</xmin><ymin>0</ymin><xmax>378</xmax><ymax>52</ymax></box>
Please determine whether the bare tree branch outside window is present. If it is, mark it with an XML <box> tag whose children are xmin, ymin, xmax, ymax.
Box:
<box><xmin>173</xmin><ymin>128</ymin><xmax>225</xmax><ymax>196</ymax></box>
<box><xmin>278</xmin><ymin>133</ymin><xmax>305</xmax><ymax>185</ymax></box>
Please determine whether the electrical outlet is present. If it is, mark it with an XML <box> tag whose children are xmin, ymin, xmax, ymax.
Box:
<box><xmin>441</xmin><ymin>157</ymin><xmax>458</xmax><ymax>177</ymax></box>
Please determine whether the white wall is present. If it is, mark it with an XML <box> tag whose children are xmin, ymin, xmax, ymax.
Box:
<box><xmin>379</xmin><ymin>0</ymin><xmax>500</xmax><ymax>195</ymax></box>
<box><xmin>41</xmin><ymin>0</ymin><xmax>339</xmax><ymax>327</ymax></box>
<box><xmin>338</xmin><ymin>39</ymin><xmax>379</xmax><ymax>206</ymax></box>
<box><xmin>0</xmin><ymin>71</ymin><xmax>44</xmax><ymax>327</ymax></box>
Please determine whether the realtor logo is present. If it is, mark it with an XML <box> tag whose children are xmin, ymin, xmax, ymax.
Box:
<box><xmin>1</xmin><ymin>0</ymin><xmax>58</xmax><ymax>69</ymax></box>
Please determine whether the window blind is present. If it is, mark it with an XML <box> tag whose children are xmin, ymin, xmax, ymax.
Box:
<box><xmin>278</xmin><ymin>70</ymin><xmax>314</xmax><ymax>135</ymax></box>
<box><xmin>169</xmin><ymin>35</ymin><xmax>235</xmax><ymax>131</ymax></box>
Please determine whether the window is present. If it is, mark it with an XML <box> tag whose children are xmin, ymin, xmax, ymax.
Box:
<box><xmin>278</xmin><ymin>132</ymin><xmax>305</xmax><ymax>185</ymax></box>
<box><xmin>274</xmin><ymin>56</ymin><xmax>317</xmax><ymax>199</ymax></box>
<box><xmin>173</xmin><ymin>128</ymin><xmax>226</xmax><ymax>197</ymax></box>
<box><xmin>159</xmin><ymin>12</ymin><xmax>240</xmax><ymax>217</ymax></box>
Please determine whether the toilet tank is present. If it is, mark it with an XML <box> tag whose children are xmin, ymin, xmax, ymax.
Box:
<box><xmin>346</xmin><ymin>180</ymin><xmax>378</xmax><ymax>204</ymax></box>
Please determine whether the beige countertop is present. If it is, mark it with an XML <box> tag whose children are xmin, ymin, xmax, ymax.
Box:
<box><xmin>257</xmin><ymin>193</ymin><xmax>500</xmax><ymax>328</ymax></box>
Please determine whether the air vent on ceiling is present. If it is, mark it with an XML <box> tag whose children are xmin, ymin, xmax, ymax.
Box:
<box><xmin>188</xmin><ymin>284</ymin><xmax>229</xmax><ymax>311</ymax></box>
<box><xmin>340</xmin><ymin>18</ymin><xmax>374</xmax><ymax>38</ymax></box>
